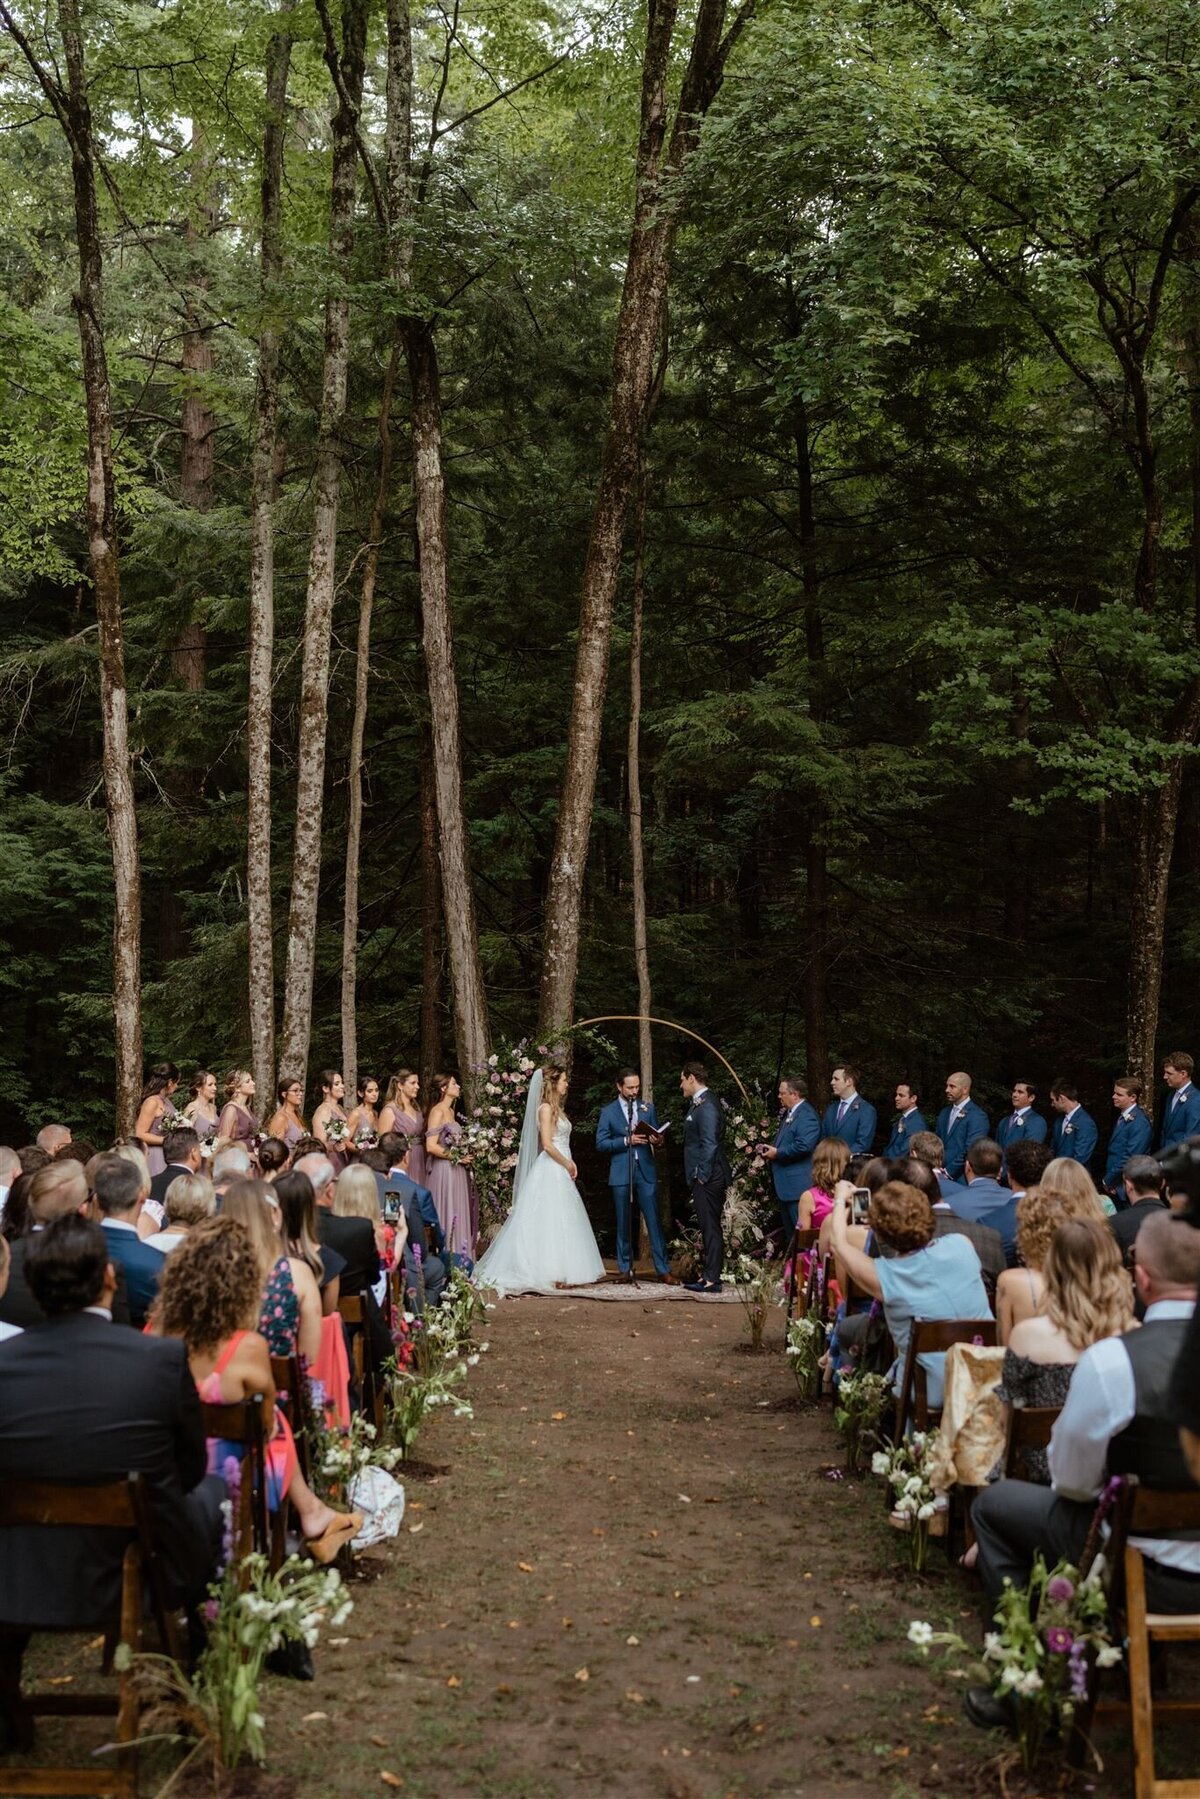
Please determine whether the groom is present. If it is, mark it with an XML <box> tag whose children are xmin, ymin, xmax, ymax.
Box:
<box><xmin>596</xmin><ymin>1068</ymin><xmax>672</xmax><ymax>1283</ymax></box>
<box><xmin>681</xmin><ymin>1061</ymin><xmax>731</xmax><ymax>1294</ymax></box>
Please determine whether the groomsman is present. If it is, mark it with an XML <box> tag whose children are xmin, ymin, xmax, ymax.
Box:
<box><xmin>761</xmin><ymin>1076</ymin><xmax>821</xmax><ymax>1237</ymax></box>
<box><xmin>884</xmin><ymin>1082</ymin><xmax>927</xmax><ymax>1159</ymax></box>
<box><xmin>821</xmin><ymin>1065</ymin><xmax>876</xmax><ymax>1154</ymax></box>
<box><xmin>596</xmin><ymin>1068</ymin><xmax>671</xmax><ymax>1281</ymax></box>
<box><xmin>935</xmin><ymin>1072</ymin><xmax>990</xmax><ymax>1180</ymax></box>
<box><xmin>1159</xmin><ymin>1051</ymin><xmax>1200</xmax><ymax>1150</ymax></box>
<box><xmin>1049</xmin><ymin>1080</ymin><xmax>1099</xmax><ymax>1170</ymax></box>
<box><xmin>995</xmin><ymin>1082</ymin><xmax>1047</xmax><ymax>1158</ymax></box>
<box><xmin>680</xmin><ymin>1063</ymin><xmax>731</xmax><ymax>1294</ymax></box>
<box><xmin>1103</xmin><ymin>1076</ymin><xmax>1152</xmax><ymax>1200</ymax></box>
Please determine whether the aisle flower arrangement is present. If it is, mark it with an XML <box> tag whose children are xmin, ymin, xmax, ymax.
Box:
<box><xmin>872</xmin><ymin>1431</ymin><xmax>948</xmax><ymax>1570</ymax></box>
<box><xmin>785</xmin><ymin>1313</ymin><xmax>826</xmax><ymax>1401</ymax></box>
<box><xmin>908</xmin><ymin>1554</ymin><xmax>1121</xmax><ymax>1771</ymax></box>
<box><xmin>731</xmin><ymin>1246</ymin><xmax>779</xmax><ymax>1351</ymax></box>
<box><xmin>833</xmin><ymin>1369</ymin><xmax>891</xmax><ymax>1473</ymax></box>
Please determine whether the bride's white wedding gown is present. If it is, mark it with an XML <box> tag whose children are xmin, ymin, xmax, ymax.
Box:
<box><xmin>474</xmin><ymin>1115</ymin><xmax>605</xmax><ymax>1294</ymax></box>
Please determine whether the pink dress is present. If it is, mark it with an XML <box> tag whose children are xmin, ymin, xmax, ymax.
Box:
<box><xmin>199</xmin><ymin>1332</ymin><xmax>296</xmax><ymax>1505</ymax></box>
<box><xmin>394</xmin><ymin>1110</ymin><xmax>427</xmax><ymax>1186</ymax></box>
<box><xmin>426</xmin><ymin>1120</ymin><xmax>474</xmax><ymax>1255</ymax></box>
<box><xmin>807</xmin><ymin>1185</ymin><xmax>835</xmax><ymax>1231</ymax></box>
<box><xmin>221</xmin><ymin>1103</ymin><xmax>261</xmax><ymax>1148</ymax></box>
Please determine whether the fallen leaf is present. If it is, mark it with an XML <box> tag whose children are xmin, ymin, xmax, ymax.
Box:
<box><xmin>328</xmin><ymin>1637</ymin><xmax>350</xmax><ymax>1647</ymax></box>
<box><xmin>408</xmin><ymin>1521</ymin><xmax>424</xmax><ymax>1534</ymax></box>
<box><xmin>574</xmin><ymin>1667</ymin><xmax>590</xmax><ymax>1683</ymax></box>
<box><xmin>592</xmin><ymin>1527</ymin><xmax>605</xmax><ymax>1538</ymax></box>
<box><xmin>686</xmin><ymin>1674</ymin><xmax>701</xmax><ymax>1684</ymax></box>
<box><xmin>507</xmin><ymin>1620</ymin><xmax>521</xmax><ymax>1629</ymax></box>
<box><xmin>45</xmin><ymin>1675</ymin><xmax>74</xmax><ymax>1687</ymax></box>
<box><xmin>302</xmin><ymin>1711</ymin><xmax>328</xmax><ymax>1722</ymax></box>
<box><xmin>370</xmin><ymin>1734</ymin><xmax>387</xmax><ymax>1748</ymax></box>
<box><xmin>648</xmin><ymin>1528</ymin><xmax>659</xmax><ymax>1539</ymax></box>
<box><xmin>562</xmin><ymin>1617</ymin><xmax>574</xmax><ymax>1627</ymax></box>
<box><xmin>626</xmin><ymin>1635</ymin><xmax>640</xmax><ymax>1646</ymax></box>
<box><xmin>446</xmin><ymin>1676</ymin><xmax>461</xmax><ymax>1689</ymax></box>
<box><xmin>495</xmin><ymin>1684</ymin><xmax>512</xmax><ymax>1696</ymax></box>
<box><xmin>809</xmin><ymin>1616</ymin><xmax>822</xmax><ymax>1628</ymax></box>
<box><xmin>518</xmin><ymin>1562</ymin><xmax>534</xmax><ymax>1573</ymax></box>
<box><xmin>625</xmin><ymin>1689</ymin><xmax>644</xmax><ymax>1704</ymax></box>
<box><xmin>380</xmin><ymin>1772</ymin><xmax>403</xmax><ymax>1789</ymax></box>
<box><xmin>678</xmin><ymin>1494</ymin><xmax>692</xmax><ymax>1504</ymax></box>
<box><xmin>551</xmin><ymin>1411</ymin><xmax>566</xmax><ymax>1420</ymax></box>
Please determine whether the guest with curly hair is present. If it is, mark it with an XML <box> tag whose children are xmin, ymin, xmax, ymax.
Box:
<box><xmin>156</xmin><ymin>1216</ymin><xmax>359</xmax><ymax>1561</ymax></box>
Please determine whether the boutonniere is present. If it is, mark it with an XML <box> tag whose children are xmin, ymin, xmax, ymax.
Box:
<box><xmin>1063</xmin><ymin>1123</ymin><xmax>1074</xmax><ymax>1136</ymax></box>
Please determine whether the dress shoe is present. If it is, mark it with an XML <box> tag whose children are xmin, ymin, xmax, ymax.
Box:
<box><xmin>682</xmin><ymin>1278</ymin><xmax>709</xmax><ymax>1292</ymax></box>
<box><xmin>659</xmin><ymin>1272</ymin><xmax>679</xmax><ymax>1286</ymax></box>
<box><xmin>964</xmin><ymin>1686</ymin><xmax>1015</xmax><ymax>1734</ymax></box>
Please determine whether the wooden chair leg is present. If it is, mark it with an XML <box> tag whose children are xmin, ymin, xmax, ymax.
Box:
<box><xmin>1125</xmin><ymin>1547</ymin><xmax>1156</xmax><ymax>1799</ymax></box>
<box><xmin>115</xmin><ymin>1544</ymin><xmax>142</xmax><ymax>1799</ymax></box>
<box><xmin>0</xmin><ymin>1636</ymin><xmax>33</xmax><ymax>1754</ymax></box>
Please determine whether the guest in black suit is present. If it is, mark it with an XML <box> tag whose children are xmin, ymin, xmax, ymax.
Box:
<box><xmin>680</xmin><ymin>1062</ymin><xmax>731</xmax><ymax>1293</ymax></box>
<box><xmin>0</xmin><ymin>1214</ymin><xmax>223</xmax><ymax>1646</ymax></box>
<box><xmin>149</xmin><ymin>1127</ymin><xmax>203</xmax><ymax>1209</ymax></box>
<box><xmin>0</xmin><ymin>1161</ymin><xmax>131</xmax><ymax>1329</ymax></box>
<box><xmin>296</xmin><ymin>1153</ymin><xmax>380</xmax><ymax>1298</ymax></box>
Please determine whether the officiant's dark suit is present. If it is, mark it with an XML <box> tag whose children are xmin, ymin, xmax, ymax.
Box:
<box><xmin>683</xmin><ymin>1081</ymin><xmax>731</xmax><ymax>1288</ymax></box>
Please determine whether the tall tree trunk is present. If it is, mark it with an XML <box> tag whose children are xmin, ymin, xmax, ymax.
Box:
<box><xmin>174</xmin><ymin>129</ymin><xmax>214</xmax><ymax>688</ymax></box>
<box><xmin>2</xmin><ymin>0</ymin><xmax>145</xmax><ymax>1130</ymax></box>
<box><xmin>628</xmin><ymin>445</ymin><xmax>653</xmax><ymax>1098</ymax></box>
<box><xmin>341</xmin><ymin>340</ymin><xmax>400</xmax><ymax>1095</ymax></box>
<box><xmin>278</xmin><ymin>0</ymin><xmax>367</xmax><ymax>1087</ymax></box>
<box><xmin>538</xmin><ymin>0</ymin><xmax>750</xmax><ymax>1034</ymax></box>
<box><xmin>385</xmin><ymin>0</ymin><xmax>489</xmax><ymax>1094</ymax></box>
<box><xmin>793</xmin><ymin>397</ymin><xmax>827</xmax><ymax>1094</ymax></box>
<box><xmin>419</xmin><ymin>726</ymin><xmax>443</xmax><ymax>1085</ymax></box>
<box><xmin>408</xmin><ymin>324</ymin><xmax>490</xmax><ymax>1089</ymax></box>
<box><xmin>246</xmin><ymin>4</ymin><xmax>295</xmax><ymax>1102</ymax></box>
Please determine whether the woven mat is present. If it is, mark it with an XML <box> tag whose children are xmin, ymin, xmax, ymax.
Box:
<box><xmin>481</xmin><ymin>1279</ymin><xmax>740</xmax><ymax>1303</ymax></box>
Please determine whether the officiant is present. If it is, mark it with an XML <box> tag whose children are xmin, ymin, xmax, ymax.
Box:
<box><xmin>597</xmin><ymin>1068</ymin><xmax>674</xmax><ymax>1283</ymax></box>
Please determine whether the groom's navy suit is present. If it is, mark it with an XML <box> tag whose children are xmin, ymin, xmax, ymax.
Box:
<box><xmin>771</xmin><ymin>1100</ymin><xmax>821</xmax><ymax>1236</ymax></box>
<box><xmin>684</xmin><ymin>1088</ymin><xmax>731</xmax><ymax>1286</ymax></box>
<box><xmin>597</xmin><ymin>1096</ymin><xmax>669</xmax><ymax>1276</ymax></box>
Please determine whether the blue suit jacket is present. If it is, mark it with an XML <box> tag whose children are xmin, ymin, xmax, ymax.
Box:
<box><xmin>381</xmin><ymin>1168</ymin><xmax>445</xmax><ymax>1254</ymax></box>
<box><xmin>935</xmin><ymin>1100</ymin><xmax>990</xmax><ymax>1178</ymax></box>
<box><xmin>1159</xmin><ymin>1084</ymin><xmax>1200</xmax><ymax>1150</ymax></box>
<box><xmin>820</xmin><ymin>1096</ymin><xmax>877</xmax><ymax>1155</ymax></box>
<box><xmin>1052</xmin><ymin>1107</ymin><xmax>1099</xmax><ymax>1169</ymax></box>
<box><xmin>100</xmin><ymin>1220</ymin><xmax>166</xmax><ymax>1327</ymax></box>
<box><xmin>884</xmin><ymin>1109</ymin><xmax>927</xmax><ymax>1160</ymax></box>
<box><xmin>596</xmin><ymin>1099</ymin><xmax>661</xmax><ymax>1190</ymax></box>
<box><xmin>1103</xmin><ymin>1107</ymin><xmax>1153</xmax><ymax>1189</ymax></box>
<box><xmin>995</xmin><ymin>1109</ymin><xmax>1048</xmax><ymax>1153</ymax></box>
<box><xmin>943</xmin><ymin>1177</ymin><xmax>1019</xmax><ymax>1258</ymax></box>
<box><xmin>683</xmin><ymin>1092</ymin><xmax>728</xmax><ymax>1186</ymax></box>
<box><xmin>771</xmin><ymin>1101</ymin><xmax>822</xmax><ymax>1203</ymax></box>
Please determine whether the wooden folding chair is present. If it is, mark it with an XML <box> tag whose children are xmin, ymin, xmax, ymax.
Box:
<box><xmin>1002</xmin><ymin>1403</ymin><xmax>1061</xmax><ymax>1482</ymax></box>
<box><xmin>892</xmin><ymin>1316</ymin><xmax>996</xmax><ymax>1442</ymax></box>
<box><xmin>200</xmin><ymin>1393</ymin><xmax>272</xmax><ymax>1565</ymax></box>
<box><xmin>0</xmin><ymin>1473</ymin><xmax>183</xmax><ymax>1799</ymax></box>
<box><xmin>338</xmin><ymin>1295</ymin><xmax>385</xmax><ymax>1430</ymax></box>
<box><xmin>270</xmin><ymin>1354</ymin><xmax>311</xmax><ymax>1481</ymax></box>
<box><xmin>1069</xmin><ymin>1477</ymin><xmax>1200</xmax><ymax>1797</ymax></box>
<box><xmin>784</xmin><ymin>1229</ymin><xmax>819</xmax><ymax>1321</ymax></box>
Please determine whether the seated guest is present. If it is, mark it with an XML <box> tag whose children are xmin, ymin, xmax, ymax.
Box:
<box><xmin>157</xmin><ymin>1216</ymin><xmax>359</xmax><ymax>1559</ymax></box>
<box><xmin>995</xmin><ymin>1186</ymin><xmax>1062</xmax><ymax>1342</ymax></box>
<box><xmin>333</xmin><ymin>1165</ymin><xmax>399</xmax><ymax>1289</ymax></box>
<box><xmin>909</xmin><ymin>1130</ymin><xmax>963</xmax><ymax>1200</ymax></box>
<box><xmin>969</xmin><ymin>1208</ymin><xmax>1200</xmax><ymax>1733</ymax></box>
<box><xmin>149</xmin><ymin>1127</ymin><xmax>202</xmax><ymax>1208</ymax></box>
<box><xmin>0</xmin><ymin>1145</ymin><xmax>19</xmax><ymax>1221</ymax></box>
<box><xmin>0</xmin><ymin>1214</ymin><xmax>225</xmax><ymax>1669</ymax></box>
<box><xmin>94</xmin><ymin>1153</ymin><xmax>167</xmax><ymax>1327</ymax></box>
<box><xmin>288</xmin><ymin>1134</ymin><xmax>323</xmax><ymax>1168</ymax></box>
<box><xmin>220</xmin><ymin>1178</ymin><xmax>322</xmax><ymax>1364</ymax></box>
<box><xmin>801</xmin><ymin>1137</ymin><xmax>850</xmax><ymax>1234</ymax></box>
<box><xmin>995</xmin><ymin>1219</ymin><xmax>1134</xmax><ymax>1482</ymax></box>
<box><xmin>275</xmin><ymin>1169</ymin><xmax>343</xmax><ymax>1311</ymax></box>
<box><xmin>830</xmin><ymin>1179</ymin><xmax>990</xmax><ymax>1409</ymax></box>
<box><xmin>0</xmin><ymin>1160</ymin><xmax>132</xmax><ymax>1328</ymax></box>
<box><xmin>109</xmin><ymin>1141</ymin><xmax>160</xmax><ymax>1240</ymax></box>
<box><xmin>35</xmin><ymin>1124</ymin><xmax>71</xmax><ymax>1156</ymax></box>
<box><xmin>298</xmin><ymin>1152</ymin><xmax>379</xmax><ymax>1299</ymax></box>
<box><xmin>143</xmin><ymin>1173</ymin><xmax>216</xmax><ymax>1255</ymax></box>
<box><xmin>1039</xmin><ymin>1155</ymin><xmax>1109</xmax><ymax>1220</ymax></box>
<box><xmin>53</xmin><ymin>1139</ymin><xmax>96</xmax><ymax>1165</ymax></box>
<box><xmin>380</xmin><ymin>1132</ymin><xmax>448</xmax><ymax>1310</ymax></box>
<box><xmin>257</xmin><ymin>1138</ymin><xmax>290</xmax><ymax>1181</ymax></box>
<box><xmin>942</xmin><ymin>1138</ymin><xmax>1019</xmax><ymax>1257</ymax></box>
<box><xmin>903</xmin><ymin>1156</ymin><xmax>1006</xmax><ymax>1303</ymax></box>
<box><xmin>212</xmin><ymin>1144</ymin><xmax>252</xmax><ymax>1196</ymax></box>
<box><xmin>1110</xmin><ymin>1154</ymin><xmax>1170</xmax><ymax>1265</ymax></box>
<box><xmin>1</xmin><ymin>1170</ymin><xmax>33</xmax><ymax>1245</ymax></box>
<box><xmin>1049</xmin><ymin>1079</ymin><xmax>1099</xmax><ymax>1173</ymax></box>
<box><xmin>17</xmin><ymin>1146</ymin><xmax>50</xmax><ymax>1176</ymax></box>
<box><xmin>0</xmin><ymin>1235</ymin><xmax>19</xmax><ymax>1342</ymax></box>
<box><xmin>1005</xmin><ymin>1138</ymin><xmax>1051</xmax><ymax>1200</ymax></box>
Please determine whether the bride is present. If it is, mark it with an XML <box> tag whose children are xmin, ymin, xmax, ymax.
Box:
<box><xmin>474</xmin><ymin>1063</ymin><xmax>605</xmax><ymax>1294</ymax></box>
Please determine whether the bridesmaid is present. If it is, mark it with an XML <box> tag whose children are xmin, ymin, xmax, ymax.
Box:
<box><xmin>184</xmin><ymin>1070</ymin><xmax>220</xmax><ymax>1146</ymax></box>
<box><xmin>267</xmin><ymin>1077</ymin><xmax>307</xmax><ymax>1150</ymax></box>
<box><xmin>379</xmin><ymin>1069</ymin><xmax>428</xmax><ymax>1185</ymax></box>
<box><xmin>218</xmin><ymin>1069</ymin><xmax>261</xmax><ymax>1152</ymax></box>
<box><xmin>425</xmin><ymin>1072</ymin><xmax>473</xmax><ymax>1256</ymax></box>
<box><xmin>134</xmin><ymin>1062</ymin><xmax>180</xmax><ymax>1178</ymax></box>
<box><xmin>312</xmin><ymin>1069</ymin><xmax>350</xmax><ymax>1172</ymax></box>
<box><xmin>346</xmin><ymin>1076</ymin><xmax>380</xmax><ymax>1152</ymax></box>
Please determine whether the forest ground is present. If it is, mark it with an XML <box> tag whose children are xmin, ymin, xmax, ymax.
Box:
<box><xmin>19</xmin><ymin>1293</ymin><xmax>1187</xmax><ymax>1796</ymax></box>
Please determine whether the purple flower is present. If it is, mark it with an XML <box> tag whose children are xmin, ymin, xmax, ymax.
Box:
<box><xmin>1068</xmin><ymin>1641</ymin><xmax>1089</xmax><ymax>1701</ymax></box>
<box><xmin>1046</xmin><ymin>1575</ymin><xmax>1075</xmax><ymax>1603</ymax></box>
<box><xmin>203</xmin><ymin>1597</ymin><xmax>220</xmax><ymax>1624</ymax></box>
<box><xmin>1046</xmin><ymin>1626</ymin><xmax>1073</xmax><ymax>1654</ymax></box>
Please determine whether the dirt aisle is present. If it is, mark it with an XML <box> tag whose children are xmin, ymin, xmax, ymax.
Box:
<box><xmin>270</xmin><ymin>1294</ymin><xmax>1027</xmax><ymax>1799</ymax></box>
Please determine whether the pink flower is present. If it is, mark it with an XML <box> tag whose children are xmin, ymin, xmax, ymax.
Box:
<box><xmin>1046</xmin><ymin>1575</ymin><xmax>1075</xmax><ymax>1603</ymax></box>
<box><xmin>1046</xmin><ymin>1626</ymin><xmax>1073</xmax><ymax>1655</ymax></box>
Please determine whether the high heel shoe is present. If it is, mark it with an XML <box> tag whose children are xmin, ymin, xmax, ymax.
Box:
<box><xmin>304</xmin><ymin>1511</ymin><xmax>363</xmax><ymax>1563</ymax></box>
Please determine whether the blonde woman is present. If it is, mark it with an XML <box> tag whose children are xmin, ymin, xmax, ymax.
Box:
<box><xmin>111</xmin><ymin>1142</ymin><xmax>160</xmax><ymax>1241</ymax></box>
<box><xmin>996</xmin><ymin>1187</ymin><xmax>1062</xmax><ymax>1343</ymax></box>
<box><xmin>218</xmin><ymin>1070</ymin><xmax>261</xmax><ymax>1152</ymax></box>
<box><xmin>143</xmin><ymin>1172</ymin><xmax>216</xmax><ymax>1254</ymax></box>
<box><xmin>221</xmin><ymin>1177</ymin><xmax>324</xmax><ymax>1365</ymax></box>
<box><xmin>183</xmin><ymin>1070</ymin><xmax>220</xmax><ymax>1145</ymax></box>
<box><xmin>333</xmin><ymin>1164</ymin><xmax>405</xmax><ymax>1286</ymax></box>
<box><xmin>1038</xmin><ymin>1156</ymin><xmax>1113</xmax><ymax>1219</ymax></box>
<box><xmin>800</xmin><ymin>1137</ymin><xmax>850</xmax><ymax>1232</ymax></box>
<box><xmin>379</xmin><ymin>1070</ymin><xmax>427</xmax><ymax>1183</ymax></box>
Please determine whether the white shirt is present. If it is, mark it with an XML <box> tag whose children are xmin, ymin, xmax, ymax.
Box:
<box><xmin>786</xmin><ymin>1102</ymin><xmax>803</xmax><ymax>1121</ymax></box>
<box><xmin>900</xmin><ymin>1106</ymin><xmax>918</xmax><ymax>1119</ymax></box>
<box><xmin>1062</xmin><ymin>1104</ymin><xmax>1080</xmax><ymax>1125</ymax></box>
<box><xmin>101</xmin><ymin>1216</ymin><xmax>139</xmax><ymax>1234</ymax></box>
<box><xmin>1121</xmin><ymin>1105</ymin><xmax>1137</xmax><ymax>1123</ymax></box>
<box><xmin>1048</xmin><ymin>1299</ymin><xmax>1199</xmax><ymax>1570</ymax></box>
<box><xmin>1012</xmin><ymin>1105</ymin><xmax>1030</xmax><ymax>1119</ymax></box>
<box><xmin>692</xmin><ymin>1087</ymin><xmax>709</xmax><ymax>1103</ymax></box>
<box><xmin>1172</xmin><ymin>1083</ymin><xmax>1194</xmax><ymax>1110</ymax></box>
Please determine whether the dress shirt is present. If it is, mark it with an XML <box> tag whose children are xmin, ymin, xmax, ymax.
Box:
<box><xmin>1048</xmin><ymin>1300</ymin><xmax>1199</xmax><ymax>1570</ymax></box>
<box><xmin>102</xmin><ymin>1217</ymin><xmax>139</xmax><ymax>1234</ymax></box>
<box><xmin>1172</xmin><ymin>1084</ymin><xmax>1194</xmax><ymax>1112</ymax></box>
<box><xmin>1062</xmin><ymin>1104</ymin><xmax>1080</xmax><ymax>1127</ymax></box>
<box><xmin>84</xmin><ymin>1306</ymin><xmax>114</xmax><ymax>1321</ymax></box>
<box><xmin>946</xmin><ymin>1104</ymin><xmax>964</xmax><ymax>1129</ymax></box>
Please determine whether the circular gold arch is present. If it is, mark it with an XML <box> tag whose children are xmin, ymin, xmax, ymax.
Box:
<box><xmin>573</xmin><ymin>1014</ymin><xmax>751</xmax><ymax>1106</ymax></box>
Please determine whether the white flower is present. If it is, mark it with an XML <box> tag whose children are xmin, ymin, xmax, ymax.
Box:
<box><xmin>917</xmin><ymin>1503</ymin><xmax>935</xmax><ymax>1522</ymax></box>
<box><xmin>998</xmin><ymin>1665</ymin><xmax>1023</xmax><ymax>1691</ymax></box>
<box><xmin>871</xmin><ymin>1452</ymin><xmax>891</xmax><ymax>1475</ymax></box>
<box><xmin>1096</xmin><ymin>1644</ymin><xmax>1123</xmax><ymax>1669</ymax></box>
<box><xmin>907</xmin><ymin>1621</ymin><xmax>934</xmax><ymax>1648</ymax></box>
<box><xmin>982</xmin><ymin>1632</ymin><xmax>1004</xmax><ymax>1661</ymax></box>
<box><xmin>1015</xmin><ymin>1670</ymin><xmax>1044</xmax><ymax>1696</ymax></box>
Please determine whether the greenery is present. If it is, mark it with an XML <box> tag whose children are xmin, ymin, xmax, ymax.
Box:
<box><xmin>3</xmin><ymin>0</ymin><xmax>1200</xmax><ymax>1132</ymax></box>
<box><xmin>784</xmin><ymin>1312</ymin><xmax>825</xmax><ymax>1403</ymax></box>
<box><xmin>833</xmin><ymin>1370</ymin><xmax>892</xmax><ymax>1474</ymax></box>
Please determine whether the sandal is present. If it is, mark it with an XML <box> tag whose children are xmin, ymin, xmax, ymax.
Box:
<box><xmin>304</xmin><ymin>1511</ymin><xmax>363</xmax><ymax>1563</ymax></box>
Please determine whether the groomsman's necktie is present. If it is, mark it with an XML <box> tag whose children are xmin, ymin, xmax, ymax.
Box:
<box><xmin>837</xmin><ymin>1099</ymin><xmax>848</xmax><ymax>1124</ymax></box>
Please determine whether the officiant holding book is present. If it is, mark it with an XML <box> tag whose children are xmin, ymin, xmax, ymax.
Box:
<box><xmin>597</xmin><ymin>1068</ymin><xmax>674</xmax><ymax>1282</ymax></box>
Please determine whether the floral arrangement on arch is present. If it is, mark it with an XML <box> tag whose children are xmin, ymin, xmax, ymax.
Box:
<box><xmin>723</xmin><ymin>1106</ymin><xmax>779</xmax><ymax>1246</ymax></box>
<box><xmin>908</xmin><ymin>1552</ymin><xmax>1121</xmax><ymax>1771</ymax></box>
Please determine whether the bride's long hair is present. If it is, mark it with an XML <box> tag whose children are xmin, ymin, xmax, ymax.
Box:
<box><xmin>540</xmin><ymin>1063</ymin><xmax>568</xmax><ymax>1128</ymax></box>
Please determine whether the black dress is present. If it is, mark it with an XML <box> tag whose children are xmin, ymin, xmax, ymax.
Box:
<box><xmin>991</xmin><ymin>1349</ymin><xmax>1076</xmax><ymax>1484</ymax></box>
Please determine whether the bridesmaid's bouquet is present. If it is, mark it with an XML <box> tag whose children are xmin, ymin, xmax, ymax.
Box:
<box><xmin>353</xmin><ymin>1124</ymin><xmax>378</xmax><ymax>1151</ymax></box>
<box><xmin>326</xmin><ymin>1116</ymin><xmax>349</xmax><ymax>1148</ymax></box>
<box><xmin>160</xmin><ymin>1105</ymin><xmax>191</xmax><ymax>1134</ymax></box>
